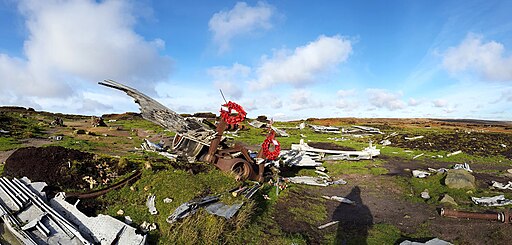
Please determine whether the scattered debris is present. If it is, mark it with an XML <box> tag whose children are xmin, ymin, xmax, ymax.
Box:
<box><xmin>125</xmin><ymin>215</ymin><xmax>133</xmax><ymax>224</ymax></box>
<box><xmin>446</xmin><ymin>150</ymin><xmax>462</xmax><ymax>157</ymax></box>
<box><xmin>349</xmin><ymin>125</ymin><xmax>383</xmax><ymax>134</ymax></box>
<box><xmin>412</xmin><ymin>170</ymin><xmax>431</xmax><ymax>178</ymax></box>
<box><xmin>453</xmin><ymin>163</ymin><xmax>472</xmax><ymax>172</ymax></box>
<box><xmin>0</xmin><ymin>177</ymin><xmax>146</xmax><ymax>244</ymax></box>
<box><xmin>147</xmin><ymin>194</ymin><xmax>158</xmax><ymax>215</ymax></box>
<box><xmin>318</xmin><ymin>221</ymin><xmax>339</xmax><ymax>230</ymax></box>
<box><xmin>315</xmin><ymin>170</ymin><xmax>330</xmax><ymax>178</ymax></box>
<box><xmin>91</xmin><ymin>116</ymin><xmax>107</xmax><ymax>127</ymax></box>
<box><xmin>501</xmin><ymin>144</ymin><xmax>507</xmax><ymax>148</ymax></box>
<box><xmin>400</xmin><ymin>237</ymin><xmax>453</xmax><ymax>245</ymax></box>
<box><xmin>140</xmin><ymin>221</ymin><xmax>157</xmax><ymax>232</ymax></box>
<box><xmin>284</xmin><ymin>176</ymin><xmax>346</xmax><ymax>187</ymax></box>
<box><xmin>291</xmin><ymin>139</ymin><xmax>380</xmax><ymax>161</ymax></box>
<box><xmin>248</xmin><ymin>120</ymin><xmax>266</xmax><ymax>128</ymax></box>
<box><xmin>50</xmin><ymin>117</ymin><xmax>64</xmax><ymax>126</ymax></box>
<box><xmin>427</xmin><ymin>167</ymin><xmax>448</xmax><ymax>173</ymax></box>
<box><xmin>280</xmin><ymin>150</ymin><xmax>322</xmax><ymax>167</ymax></box>
<box><xmin>0</xmin><ymin>129</ymin><xmax>9</xmax><ymax>134</ymax></box>
<box><xmin>322</xmin><ymin>195</ymin><xmax>355</xmax><ymax>204</ymax></box>
<box><xmin>48</xmin><ymin>135</ymin><xmax>63</xmax><ymax>141</ymax></box>
<box><xmin>380</xmin><ymin>139</ymin><xmax>391</xmax><ymax>146</ymax></box>
<box><xmin>271</xmin><ymin>126</ymin><xmax>289</xmax><ymax>137</ymax></box>
<box><xmin>140</xmin><ymin>139</ymin><xmax>177</xmax><ymax>160</ymax></box>
<box><xmin>167</xmin><ymin>196</ymin><xmax>220</xmax><ymax>223</ymax></box>
<box><xmin>405</xmin><ymin>136</ymin><xmax>424</xmax><ymax>140</ymax></box>
<box><xmin>284</xmin><ymin>176</ymin><xmax>329</xmax><ymax>187</ymax></box>
<box><xmin>309</xmin><ymin>124</ymin><xmax>341</xmax><ymax>134</ymax></box>
<box><xmin>163</xmin><ymin>197</ymin><xmax>173</xmax><ymax>203</ymax></box>
<box><xmin>441</xmin><ymin>208</ymin><xmax>512</xmax><ymax>224</ymax></box>
<box><xmin>167</xmin><ymin>183</ymin><xmax>260</xmax><ymax>223</ymax></box>
<box><xmin>491</xmin><ymin>181</ymin><xmax>512</xmax><ymax>190</ymax></box>
<box><xmin>472</xmin><ymin>195</ymin><xmax>512</xmax><ymax>206</ymax></box>
<box><xmin>413</xmin><ymin>153</ymin><xmax>425</xmax><ymax>159</ymax></box>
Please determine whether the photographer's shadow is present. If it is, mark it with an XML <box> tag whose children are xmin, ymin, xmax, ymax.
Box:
<box><xmin>334</xmin><ymin>186</ymin><xmax>373</xmax><ymax>245</ymax></box>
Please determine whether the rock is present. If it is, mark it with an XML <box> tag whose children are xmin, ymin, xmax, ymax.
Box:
<box><xmin>440</xmin><ymin>194</ymin><xmax>458</xmax><ymax>206</ymax></box>
<box><xmin>421</xmin><ymin>189</ymin><xmax>430</xmax><ymax>199</ymax></box>
<box><xmin>444</xmin><ymin>169</ymin><xmax>475</xmax><ymax>189</ymax></box>
<box><xmin>507</xmin><ymin>169</ymin><xmax>512</xmax><ymax>174</ymax></box>
<box><xmin>117</xmin><ymin>209</ymin><xmax>124</xmax><ymax>215</ymax></box>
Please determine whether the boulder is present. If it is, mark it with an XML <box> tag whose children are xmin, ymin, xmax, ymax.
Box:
<box><xmin>440</xmin><ymin>194</ymin><xmax>458</xmax><ymax>206</ymax></box>
<box><xmin>444</xmin><ymin>169</ymin><xmax>475</xmax><ymax>189</ymax></box>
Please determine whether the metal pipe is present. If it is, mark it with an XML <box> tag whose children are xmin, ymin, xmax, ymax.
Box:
<box><xmin>440</xmin><ymin>208</ymin><xmax>506</xmax><ymax>222</ymax></box>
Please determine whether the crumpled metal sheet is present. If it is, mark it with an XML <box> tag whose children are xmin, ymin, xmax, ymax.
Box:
<box><xmin>204</xmin><ymin>202</ymin><xmax>244</xmax><ymax>219</ymax></box>
<box><xmin>147</xmin><ymin>194</ymin><xmax>158</xmax><ymax>215</ymax></box>
<box><xmin>491</xmin><ymin>181</ymin><xmax>512</xmax><ymax>190</ymax></box>
<box><xmin>471</xmin><ymin>195</ymin><xmax>512</xmax><ymax>206</ymax></box>
<box><xmin>453</xmin><ymin>163</ymin><xmax>472</xmax><ymax>172</ymax></box>
<box><xmin>400</xmin><ymin>238</ymin><xmax>453</xmax><ymax>245</ymax></box>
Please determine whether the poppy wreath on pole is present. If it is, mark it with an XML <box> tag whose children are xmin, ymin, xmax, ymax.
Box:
<box><xmin>262</xmin><ymin>131</ymin><xmax>281</xmax><ymax>160</ymax></box>
<box><xmin>220</xmin><ymin>101</ymin><xmax>247</xmax><ymax>125</ymax></box>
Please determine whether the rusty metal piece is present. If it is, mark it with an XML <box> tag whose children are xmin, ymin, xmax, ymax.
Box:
<box><xmin>440</xmin><ymin>208</ymin><xmax>511</xmax><ymax>223</ymax></box>
<box><xmin>100</xmin><ymin>80</ymin><xmax>271</xmax><ymax>182</ymax></box>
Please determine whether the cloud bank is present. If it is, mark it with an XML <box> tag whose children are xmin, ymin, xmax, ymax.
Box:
<box><xmin>209</xmin><ymin>1</ymin><xmax>274</xmax><ymax>53</ymax></box>
<box><xmin>0</xmin><ymin>0</ymin><xmax>171</xmax><ymax>107</ymax></box>
<box><xmin>250</xmin><ymin>35</ymin><xmax>352</xmax><ymax>90</ymax></box>
<box><xmin>443</xmin><ymin>33</ymin><xmax>512</xmax><ymax>82</ymax></box>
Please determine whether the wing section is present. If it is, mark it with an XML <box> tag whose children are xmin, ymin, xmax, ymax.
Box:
<box><xmin>99</xmin><ymin>80</ymin><xmax>214</xmax><ymax>142</ymax></box>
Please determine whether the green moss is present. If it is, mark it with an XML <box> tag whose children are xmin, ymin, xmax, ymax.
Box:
<box><xmin>367</xmin><ymin>223</ymin><xmax>402</xmax><ymax>245</ymax></box>
<box><xmin>0</xmin><ymin>137</ymin><xmax>21</xmax><ymax>151</ymax></box>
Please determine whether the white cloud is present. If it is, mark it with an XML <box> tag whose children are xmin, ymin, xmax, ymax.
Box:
<box><xmin>442</xmin><ymin>33</ymin><xmax>512</xmax><ymax>81</ymax></box>
<box><xmin>336</xmin><ymin>89</ymin><xmax>356</xmax><ymax>97</ymax></box>
<box><xmin>209</xmin><ymin>1</ymin><xmax>274</xmax><ymax>53</ymax></box>
<box><xmin>289</xmin><ymin>89</ymin><xmax>322</xmax><ymax>111</ymax></box>
<box><xmin>208</xmin><ymin>63</ymin><xmax>250</xmax><ymax>99</ymax></box>
<box><xmin>250</xmin><ymin>35</ymin><xmax>352</xmax><ymax>90</ymax></box>
<box><xmin>79</xmin><ymin>98</ymin><xmax>113</xmax><ymax>114</ymax></box>
<box><xmin>366</xmin><ymin>89</ymin><xmax>405</xmax><ymax>110</ymax></box>
<box><xmin>335</xmin><ymin>89</ymin><xmax>358</xmax><ymax>109</ymax></box>
<box><xmin>496</xmin><ymin>88</ymin><xmax>512</xmax><ymax>103</ymax></box>
<box><xmin>408</xmin><ymin>98</ymin><xmax>421</xmax><ymax>106</ymax></box>
<box><xmin>0</xmin><ymin>0</ymin><xmax>171</xmax><ymax>100</ymax></box>
<box><xmin>432</xmin><ymin>99</ymin><xmax>447</xmax><ymax>108</ymax></box>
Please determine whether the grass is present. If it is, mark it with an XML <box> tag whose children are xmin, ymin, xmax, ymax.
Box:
<box><xmin>2</xmin><ymin>111</ymin><xmax>512</xmax><ymax>244</ymax></box>
<box><xmin>397</xmin><ymin>173</ymin><xmax>511</xmax><ymax>210</ymax></box>
<box><xmin>0</xmin><ymin>137</ymin><xmax>21</xmax><ymax>151</ymax></box>
<box><xmin>48</xmin><ymin>137</ymin><xmax>107</xmax><ymax>152</ymax></box>
<box><xmin>111</xmin><ymin>118</ymin><xmax>175</xmax><ymax>137</ymax></box>
<box><xmin>322</xmin><ymin>159</ymin><xmax>388</xmax><ymax>176</ymax></box>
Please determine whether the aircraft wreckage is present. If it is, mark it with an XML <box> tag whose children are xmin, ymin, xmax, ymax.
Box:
<box><xmin>99</xmin><ymin>80</ymin><xmax>380</xmax><ymax>182</ymax></box>
<box><xmin>99</xmin><ymin>80</ymin><xmax>279</xmax><ymax>181</ymax></box>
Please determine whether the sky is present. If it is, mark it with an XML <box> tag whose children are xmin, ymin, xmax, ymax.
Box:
<box><xmin>0</xmin><ymin>0</ymin><xmax>511</xmax><ymax>121</ymax></box>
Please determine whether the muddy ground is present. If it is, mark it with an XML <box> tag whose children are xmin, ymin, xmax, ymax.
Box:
<box><xmin>275</xmin><ymin>172</ymin><xmax>512</xmax><ymax>245</ymax></box>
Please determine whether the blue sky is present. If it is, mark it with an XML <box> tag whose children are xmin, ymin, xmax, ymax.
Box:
<box><xmin>1</xmin><ymin>0</ymin><xmax>511</xmax><ymax>120</ymax></box>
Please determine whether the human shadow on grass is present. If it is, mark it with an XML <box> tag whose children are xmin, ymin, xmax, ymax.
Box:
<box><xmin>334</xmin><ymin>186</ymin><xmax>373</xmax><ymax>245</ymax></box>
